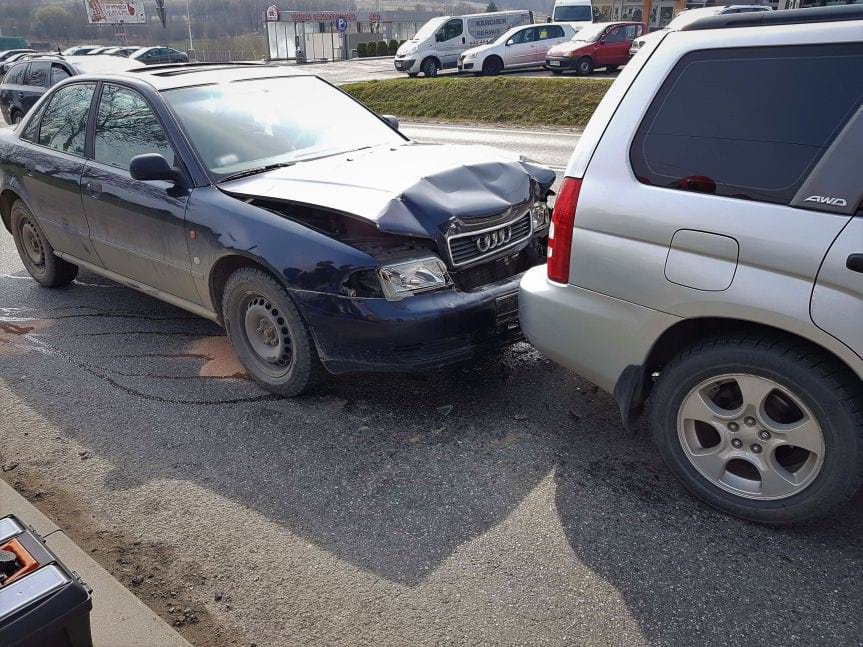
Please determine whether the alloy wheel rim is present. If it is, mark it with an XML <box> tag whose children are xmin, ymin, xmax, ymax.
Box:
<box><xmin>676</xmin><ymin>373</ymin><xmax>825</xmax><ymax>500</ymax></box>
<box><xmin>242</xmin><ymin>294</ymin><xmax>293</xmax><ymax>375</ymax></box>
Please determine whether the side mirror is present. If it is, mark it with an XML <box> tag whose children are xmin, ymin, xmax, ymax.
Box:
<box><xmin>382</xmin><ymin>114</ymin><xmax>399</xmax><ymax>130</ymax></box>
<box><xmin>130</xmin><ymin>154</ymin><xmax>184</xmax><ymax>185</ymax></box>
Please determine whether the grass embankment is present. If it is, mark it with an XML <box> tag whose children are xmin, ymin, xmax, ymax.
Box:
<box><xmin>343</xmin><ymin>76</ymin><xmax>613</xmax><ymax>128</ymax></box>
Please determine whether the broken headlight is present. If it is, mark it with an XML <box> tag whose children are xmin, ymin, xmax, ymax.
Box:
<box><xmin>378</xmin><ymin>257</ymin><xmax>449</xmax><ymax>300</ymax></box>
<box><xmin>530</xmin><ymin>201</ymin><xmax>550</xmax><ymax>230</ymax></box>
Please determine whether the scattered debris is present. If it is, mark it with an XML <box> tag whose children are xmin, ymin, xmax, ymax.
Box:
<box><xmin>78</xmin><ymin>450</ymin><xmax>91</xmax><ymax>460</ymax></box>
<box><xmin>513</xmin><ymin>414</ymin><xmax>528</xmax><ymax>421</ymax></box>
<box><xmin>1</xmin><ymin>462</ymin><xmax>19</xmax><ymax>472</ymax></box>
<box><xmin>436</xmin><ymin>404</ymin><xmax>454</xmax><ymax>416</ymax></box>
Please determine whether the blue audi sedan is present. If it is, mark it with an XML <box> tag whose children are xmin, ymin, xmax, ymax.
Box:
<box><xmin>0</xmin><ymin>63</ymin><xmax>554</xmax><ymax>395</ymax></box>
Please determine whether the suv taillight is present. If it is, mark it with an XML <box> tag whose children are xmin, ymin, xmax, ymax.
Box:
<box><xmin>547</xmin><ymin>177</ymin><xmax>582</xmax><ymax>283</ymax></box>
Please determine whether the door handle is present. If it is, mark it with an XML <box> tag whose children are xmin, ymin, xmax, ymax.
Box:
<box><xmin>85</xmin><ymin>181</ymin><xmax>102</xmax><ymax>198</ymax></box>
<box><xmin>462</xmin><ymin>36</ymin><xmax>465</xmax><ymax>44</ymax></box>
<box><xmin>847</xmin><ymin>254</ymin><xmax>863</xmax><ymax>273</ymax></box>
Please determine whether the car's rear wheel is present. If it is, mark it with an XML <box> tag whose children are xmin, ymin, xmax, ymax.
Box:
<box><xmin>222</xmin><ymin>267</ymin><xmax>324</xmax><ymax>396</ymax></box>
<box><xmin>575</xmin><ymin>57</ymin><xmax>593</xmax><ymax>75</ymax></box>
<box><xmin>482</xmin><ymin>56</ymin><xmax>503</xmax><ymax>76</ymax></box>
<box><xmin>421</xmin><ymin>57</ymin><xmax>439</xmax><ymax>78</ymax></box>
<box><xmin>10</xmin><ymin>200</ymin><xmax>78</xmax><ymax>287</ymax></box>
<box><xmin>649</xmin><ymin>335</ymin><xmax>863</xmax><ymax>524</ymax></box>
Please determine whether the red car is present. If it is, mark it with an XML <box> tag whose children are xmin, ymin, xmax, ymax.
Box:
<box><xmin>545</xmin><ymin>21</ymin><xmax>645</xmax><ymax>75</ymax></box>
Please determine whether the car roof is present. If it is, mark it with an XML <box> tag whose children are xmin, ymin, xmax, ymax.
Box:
<box><xmin>72</xmin><ymin>63</ymin><xmax>312</xmax><ymax>91</ymax></box>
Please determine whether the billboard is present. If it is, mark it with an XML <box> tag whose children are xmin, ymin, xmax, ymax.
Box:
<box><xmin>85</xmin><ymin>0</ymin><xmax>147</xmax><ymax>25</ymax></box>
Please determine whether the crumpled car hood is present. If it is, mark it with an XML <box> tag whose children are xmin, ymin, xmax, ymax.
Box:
<box><xmin>220</xmin><ymin>143</ymin><xmax>555</xmax><ymax>239</ymax></box>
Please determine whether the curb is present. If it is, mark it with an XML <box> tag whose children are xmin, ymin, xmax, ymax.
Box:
<box><xmin>1</xmin><ymin>478</ymin><xmax>192</xmax><ymax>647</ymax></box>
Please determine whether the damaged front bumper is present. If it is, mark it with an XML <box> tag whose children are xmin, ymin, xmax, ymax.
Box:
<box><xmin>293</xmin><ymin>272</ymin><xmax>525</xmax><ymax>374</ymax></box>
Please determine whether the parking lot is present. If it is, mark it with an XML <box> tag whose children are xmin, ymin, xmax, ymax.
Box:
<box><xmin>1</xmin><ymin>113</ymin><xmax>861</xmax><ymax>646</ymax></box>
<box><xmin>297</xmin><ymin>56</ymin><xmax>621</xmax><ymax>85</ymax></box>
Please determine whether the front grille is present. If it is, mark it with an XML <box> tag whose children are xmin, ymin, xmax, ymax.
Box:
<box><xmin>447</xmin><ymin>211</ymin><xmax>532</xmax><ymax>268</ymax></box>
<box><xmin>451</xmin><ymin>236</ymin><xmax>546</xmax><ymax>291</ymax></box>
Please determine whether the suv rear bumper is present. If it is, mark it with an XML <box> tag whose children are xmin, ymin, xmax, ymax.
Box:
<box><xmin>518</xmin><ymin>266</ymin><xmax>679</xmax><ymax>394</ymax></box>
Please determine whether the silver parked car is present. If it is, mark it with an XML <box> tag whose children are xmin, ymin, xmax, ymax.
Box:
<box><xmin>520</xmin><ymin>6</ymin><xmax>863</xmax><ymax>524</ymax></box>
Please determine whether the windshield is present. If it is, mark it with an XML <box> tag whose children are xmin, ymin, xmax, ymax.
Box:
<box><xmin>553</xmin><ymin>5</ymin><xmax>592</xmax><ymax>21</ymax></box>
<box><xmin>412</xmin><ymin>17</ymin><xmax>447</xmax><ymax>41</ymax></box>
<box><xmin>571</xmin><ymin>23</ymin><xmax>606</xmax><ymax>41</ymax></box>
<box><xmin>164</xmin><ymin>76</ymin><xmax>405</xmax><ymax>180</ymax></box>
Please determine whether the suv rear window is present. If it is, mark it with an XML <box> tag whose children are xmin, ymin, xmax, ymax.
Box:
<box><xmin>630</xmin><ymin>44</ymin><xmax>863</xmax><ymax>205</ymax></box>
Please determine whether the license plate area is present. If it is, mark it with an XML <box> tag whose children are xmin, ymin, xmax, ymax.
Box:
<box><xmin>495</xmin><ymin>292</ymin><xmax>519</xmax><ymax>332</ymax></box>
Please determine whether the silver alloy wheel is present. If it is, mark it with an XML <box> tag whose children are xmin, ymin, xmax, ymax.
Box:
<box><xmin>677</xmin><ymin>373</ymin><xmax>825</xmax><ymax>500</ymax></box>
<box><xmin>242</xmin><ymin>294</ymin><xmax>292</xmax><ymax>374</ymax></box>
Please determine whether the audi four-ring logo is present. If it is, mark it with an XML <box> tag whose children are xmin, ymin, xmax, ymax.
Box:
<box><xmin>475</xmin><ymin>226</ymin><xmax>512</xmax><ymax>253</ymax></box>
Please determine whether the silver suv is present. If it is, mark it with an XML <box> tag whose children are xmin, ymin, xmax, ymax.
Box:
<box><xmin>520</xmin><ymin>6</ymin><xmax>863</xmax><ymax>524</ymax></box>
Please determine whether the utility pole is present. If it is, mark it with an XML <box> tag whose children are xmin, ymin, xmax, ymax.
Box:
<box><xmin>186</xmin><ymin>0</ymin><xmax>195</xmax><ymax>56</ymax></box>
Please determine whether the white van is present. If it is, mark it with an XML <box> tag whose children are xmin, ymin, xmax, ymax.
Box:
<box><xmin>394</xmin><ymin>11</ymin><xmax>533</xmax><ymax>77</ymax></box>
<box><xmin>551</xmin><ymin>0</ymin><xmax>594</xmax><ymax>29</ymax></box>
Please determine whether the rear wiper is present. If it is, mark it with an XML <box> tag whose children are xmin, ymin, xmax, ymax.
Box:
<box><xmin>219</xmin><ymin>161</ymin><xmax>296</xmax><ymax>183</ymax></box>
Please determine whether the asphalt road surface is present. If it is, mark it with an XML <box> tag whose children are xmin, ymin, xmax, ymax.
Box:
<box><xmin>1</xmin><ymin>125</ymin><xmax>862</xmax><ymax>647</ymax></box>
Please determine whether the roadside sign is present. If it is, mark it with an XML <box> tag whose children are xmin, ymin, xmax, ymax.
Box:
<box><xmin>85</xmin><ymin>0</ymin><xmax>146</xmax><ymax>25</ymax></box>
<box><xmin>336</xmin><ymin>16</ymin><xmax>348</xmax><ymax>33</ymax></box>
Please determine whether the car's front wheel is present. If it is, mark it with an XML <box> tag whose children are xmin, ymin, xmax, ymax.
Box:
<box><xmin>421</xmin><ymin>57</ymin><xmax>439</xmax><ymax>78</ymax></box>
<box><xmin>222</xmin><ymin>267</ymin><xmax>324</xmax><ymax>396</ymax></box>
<box><xmin>482</xmin><ymin>56</ymin><xmax>503</xmax><ymax>76</ymax></box>
<box><xmin>649</xmin><ymin>335</ymin><xmax>863</xmax><ymax>524</ymax></box>
<box><xmin>575</xmin><ymin>57</ymin><xmax>593</xmax><ymax>75</ymax></box>
<box><xmin>10</xmin><ymin>200</ymin><xmax>78</xmax><ymax>287</ymax></box>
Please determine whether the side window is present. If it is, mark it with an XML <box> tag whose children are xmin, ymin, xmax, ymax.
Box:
<box><xmin>50</xmin><ymin>64</ymin><xmax>71</xmax><ymax>85</ymax></box>
<box><xmin>5</xmin><ymin>64</ymin><xmax>27</xmax><ymax>86</ymax></box>
<box><xmin>25</xmin><ymin>62</ymin><xmax>50</xmax><ymax>88</ymax></box>
<box><xmin>94</xmin><ymin>84</ymin><xmax>174</xmax><ymax>171</ymax></box>
<box><xmin>20</xmin><ymin>103</ymin><xmax>45</xmax><ymax>142</ymax></box>
<box><xmin>603</xmin><ymin>26</ymin><xmax>627</xmax><ymax>44</ymax></box>
<box><xmin>441</xmin><ymin>19</ymin><xmax>463</xmax><ymax>41</ymax></box>
<box><xmin>630</xmin><ymin>44</ymin><xmax>863</xmax><ymax>205</ymax></box>
<box><xmin>547</xmin><ymin>25</ymin><xmax>565</xmax><ymax>39</ymax></box>
<box><xmin>37</xmin><ymin>83</ymin><xmax>95</xmax><ymax>156</ymax></box>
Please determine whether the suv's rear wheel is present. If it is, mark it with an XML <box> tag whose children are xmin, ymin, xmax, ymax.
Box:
<box><xmin>649</xmin><ymin>335</ymin><xmax>863</xmax><ymax>524</ymax></box>
<box><xmin>222</xmin><ymin>267</ymin><xmax>324</xmax><ymax>396</ymax></box>
<box><xmin>10</xmin><ymin>200</ymin><xmax>78</xmax><ymax>287</ymax></box>
<box><xmin>575</xmin><ymin>57</ymin><xmax>593</xmax><ymax>76</ymax></box>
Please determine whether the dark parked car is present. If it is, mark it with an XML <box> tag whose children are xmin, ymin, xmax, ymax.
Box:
<box><xmin>61</xmin><ymin>45</ymin><xmax>101</xmax><ymax>56</ymax></box>
<box><xmin>130</xmin><ymin>46</ymin><xmax>189</xmax><ymax>65</ymax></box>
<box><xmin>0</xmin><ymin>55</ymin><xmax>134</xmax><ymax>124</ymax></box>
<box><xmin>545</xmin><ymin>21</ymin><xmax>645</xmax><ymax>75</ymax></box>
<box><xmin>0</xmin><ymin>49</ymin><xmax>35</xmax><ymax>63</ymax></box>
<box><xmin>0</xmin><ymin>65</ymin><xmax>554</xmax><ymax>395</ymax></box>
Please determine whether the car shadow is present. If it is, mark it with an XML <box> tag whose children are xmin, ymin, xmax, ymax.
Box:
<box><xmin>2</xmin><ymin>268</ymin><xmax>862</xmax><ymax>644</ymax></box>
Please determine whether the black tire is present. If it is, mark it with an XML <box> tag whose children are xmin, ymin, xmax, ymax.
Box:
<box><xmin>481</xmin><ymin>56</ymin><xmax>503</xmax><ymax>76</ymax></box>
<box><xmin>420</xmin><ymin>57</ymin><xmax>439</xmax><ymax>78</ymax></box>
<box><xmin>649</xmin><ymin>334</ymin><xmax>863</xmax><ymax>525</ymax></box>
<box><xmin>605</xmin><ymin>64</ymin><xmax>619</xmax><ymax>73</ymax></box>
<box><xmin>10</xmin><ymin>200</ymin><xmax>78</xmax><ymax>287</ymax></box>
<box><xmin>575</xmin><ymin>56</ymin><xmax>593</xmax><ymax>76</ymax></box>
<box><xmin>222</xmin><ymin>267</ymin><xmax>325</xmax><ymax>396</ymax></box>
<box><xmin>408</xmin><ymin>73</ymin><xmax>418</xmax><ymax>78</ymax></box>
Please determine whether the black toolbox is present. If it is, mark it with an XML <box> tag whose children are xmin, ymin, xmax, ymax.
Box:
<box><xmin>0</xmin><ymin>515</ymin><xmax>93</xmax><ymax>647</ymax></box>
